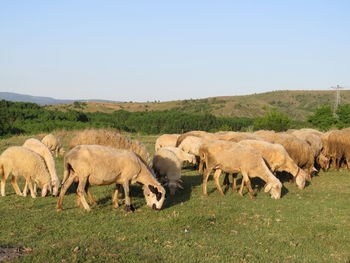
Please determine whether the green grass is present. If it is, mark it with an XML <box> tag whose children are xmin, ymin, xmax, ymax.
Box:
<box><xmin>0</xmin><ymin>133</ymin><xmax>350</xmax><ymax>262</ymax></box>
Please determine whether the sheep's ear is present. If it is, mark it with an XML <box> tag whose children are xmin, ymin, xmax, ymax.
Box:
<box><xmin>264</xmin><ymin>184</ymin><xmax>272</xmax><ymax>193</ymax></box>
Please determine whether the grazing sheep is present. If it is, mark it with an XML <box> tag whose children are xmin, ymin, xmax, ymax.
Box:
<box><xmin>238</xmin><ymin>140</ymin><xmax>306</xmax><ymax>189</ymax></box>
<box><xmin>322</xmin><ymin>129</ymin><xmax>350</xmax><ymax>170</ymax></box>
<box><xmin>69</xmin><ymin>129</ymin><xmax>152</xmax><ymax>167</ymax></box>
<box><xmin>175</xmin><ymin>131</ymin><xmax>217</xmax><ymax>147</ymax></box>
<box><xmin>153</xmin><ymin>147</ymin><xmax>196</xmax><ymax>195</ymax></box>
<box><xmin>57</xmin><ymin>145</ymin><xmax>165</xmax><ymax>212</ymax></box>
<box><xmin>256</xmin><ymin>132</ymin><xmax>315</xmax><ymax>180</ymax></box>
<box><xmin>42</xmin><ymin>134</ymin><xmax>65</xmax><ymax>157</ymax></box>
<box><xmin>23</xmin><ymin>138</ymin><xmax>61</xmax><ymax>196</ymax></box>
<box><xmin>155</xmin><ymin>134</ymin><xmax>180</xmax><ymax>152</ymax></box>
<box><xmin>0</xmin><ymin>146</ymin><xmax>51</xmax><ymax>198</ymax></box>
<box><xmin>177</xmin><ymin>135</ymin><xmax>205</xmax><ymax>156</ymax></box>
<box><xmin>199</xmin><ymin>140</ymin><xmax>282</xmax><ymax>199</ymax></box>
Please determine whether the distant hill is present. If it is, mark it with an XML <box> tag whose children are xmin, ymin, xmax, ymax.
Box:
<box><xmin>0</xmin><ymin>92</ymin><xmax>123</xmax><ymax>105</ymax></box>
<box><xmin>46</xmin><ymin>90</ymin><xmax>350</xmax><ymax>120</ymax></box>
<box><xmin>3</xmin><ymin>90</ymin><xmax>350</xmax><ymax>120</ymax></box>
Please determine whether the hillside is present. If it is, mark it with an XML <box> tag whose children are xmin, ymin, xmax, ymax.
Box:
<box><xmin>0</xmin><ymin>92</ymin><xmax>123</xmax><ymax>105</ymax></box>
<box><xmin>46</xmin><ymin>90</ymin><xmax>350</xmax><ymax>120</ymax></box>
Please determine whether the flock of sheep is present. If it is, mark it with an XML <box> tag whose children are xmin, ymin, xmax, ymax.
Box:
<box><xmin>0</xmin><ymin>127</ymin><xmax>346</xmax><ymax>212</ymax></box>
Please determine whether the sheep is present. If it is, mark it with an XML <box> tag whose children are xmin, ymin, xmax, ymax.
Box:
<box><xmin>155</xmin><ymin>134</ymin><xmax>180</xmax><ymax>152</ymax></box>
<box><xmin>199</xmin><ymin>140</ymin><xmax>282</xmax><ymax>199</ymax></box>
<box><xmin>256</xmin><ymin>132</ymin><xmax>315</xmax><ymax>180</ymax></box>
<box><xmin>69</xmin><ymin>129</ymin><xmax>152</xmax><ymax>168</ymax></box>
<box><xmin>175</xmin><ymin>131</ymin><xmax>217</xmax><ymax>147</ymax></box>
<box><xmin>238</xmin><ymin>140</ymin><xmax>306</xmax><ymax>189</ymax></box>
<box><xmin>0</xmin><ymin>146</ymin><xmax>51</xmax><ymax>198</ymax></box>
<box><xmin>42</xmin><ymin>134</ymin><xmax>65</xmax><ymax>157</ymax></box>
<box><xmin>153</xmin><ymin>146</ymin><xmax>196</xmax><ymax>195</ymax></box>
<box><xmin>322</xmin><ymin>129</ymin><xmax>350</xmax><ymax>170</ymax></box>
<box><xmin>56</xmin><ymin>145</ymin><xmax>166</xmax><ymax>212</ymax></box>
<box><xmin>23</xmin><ymin>138</ymin><xmax>61</xmax><ymax>196</ymax></box>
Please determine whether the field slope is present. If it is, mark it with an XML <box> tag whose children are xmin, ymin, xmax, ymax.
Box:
<box><xmin>0</xmin><ymin>132</ymin><xmax>349</xmax><ymax>262</ymax></box>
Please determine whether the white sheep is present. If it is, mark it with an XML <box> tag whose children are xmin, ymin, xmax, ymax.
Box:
<box><xmin>153</xmin><ymin>146</ymin><xmax>196</xmax><ymax>195</ymax></box>
<box><xmin>57</xmin><ymin>145</ymin><xmax>166</xmax><ymax>212</ymax></box>
<box><xmin>238</xmin><ymin>139</ymin><xmax>306</xmax><ymax>189</ymax></box>
<box><xmin>155</xmin><ymin>134</ymin><xmax>180</xmax><ymax>152</ymax></box>
<box><xmin>0</xmin><ymin>146</ymin><xmax>51</xmax><ymax>198</ymax></box>
<box><xmin>23</xmin><ymin>138</ymin><xmax>61</xmax><ymax>196</ymax></box>
<box><xmin>199</xmin><ymin>140</ymin><xmax>282</xmax><ymax>199</ymax></box>
<box><xmin>42</xmin><ymin>134</ymin><xmax>65</xmax><ymax>157</ymax></box>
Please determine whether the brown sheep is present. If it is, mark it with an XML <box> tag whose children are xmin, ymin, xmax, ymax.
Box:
<box><xmin>57</xmin><ymin>145</ymin><xmax>165</xmax><ymax>212</ymax></box>
<box><xmin>42</xmin><ymin>134</ymin><xmax>65</xmax><ymax>157</ymax></box>
<box><xmin>175</xmin><ymin>131</ymin><xmax>217</xmax><ymax>147</ymax></box>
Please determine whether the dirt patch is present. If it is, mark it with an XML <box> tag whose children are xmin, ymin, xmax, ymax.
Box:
<box><xmin>0</xmin><ymin>247</ymin><xmax>32</xmax><ymax>262</ymax></box>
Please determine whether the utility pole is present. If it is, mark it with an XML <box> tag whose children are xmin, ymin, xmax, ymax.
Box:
<box><xmin>331</xmin><ymin>85</ymin><xmax>345</xmax><ymax>116</ymax></box>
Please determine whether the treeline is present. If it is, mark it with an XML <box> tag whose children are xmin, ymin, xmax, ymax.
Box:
<box><xmin>2</xmin><ymin>100</ymin><xmax>350</xmax><ymax>137</ymax></box>
<box><xmin>0</xmin><ymin>100</ymin><xmax>253</xmax><ymax>137</ymax></box>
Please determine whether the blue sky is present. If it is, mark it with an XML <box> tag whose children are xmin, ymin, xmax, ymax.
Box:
<box><xmin>1</xmin><ymin>1</ymin><xmax>349</xmax><ymax>101</ymax></box>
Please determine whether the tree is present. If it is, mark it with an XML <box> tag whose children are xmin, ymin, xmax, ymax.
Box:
<box><xmin>254</xmin><ymin>110</ymin><xmax>291</xmax><ymax>132</ymax></box>
<box><xmin>307</xmin><ymin>105</ymin><xmax>337</xmax><ymax>130</ymax></box>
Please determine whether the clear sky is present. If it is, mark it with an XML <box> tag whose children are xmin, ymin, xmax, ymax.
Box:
<box><xmin>1</xmin><ymin>1</ymin><xmax>349</xmax><ymax>102</ymax></box>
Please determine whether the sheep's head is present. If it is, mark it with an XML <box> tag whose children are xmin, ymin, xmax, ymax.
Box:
<box><xmin>143</xmin><ymin>184</ymin><xmax>166</xmax><ymax>210</ymax></box>
<box><xmin>52</xmin><ymin>179</ymin><xmax>61</xmax><ymax>197</ymax></box>
<box><xmin>295</xmin><ymin>169</ymin><xmax>306</xmax><ymax>190</ymax></box>
<box><xmin>165</xmin><ymin>180</ymin><xmax>184</xmax><ymax>196</ymax></box>
<box><xmin>264</xmin><ymin>180</ymin><xmax>282</xmax><ymax>199</ymax></box>
<box><xmin>318</xmin><ymin>153</ymin><xmax>330</xmax><ymax>171</ymax></box>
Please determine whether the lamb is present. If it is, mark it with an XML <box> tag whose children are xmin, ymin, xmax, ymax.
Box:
<box><xmin>199</xmin><ymin>140</ymin><xmax>282</xmax><ymax>199</ymax></box>
<box><xmin>155</xmin><ymin>134</ymin><xmax>180</xmax><ymax>152</ymax></box>
<box><xmin>153</xmin><ymin>146</ymin><xmax>196</xmax><ymax>195</ymax></box>
<box><xmin>23</xmin><ymin>138</ymin><xmax>61</xmax><ymax>196</ymax></box>
<box><xmin>0</xmin><ymin>146</ymin><xmax>51</xmax><ymax>198</ymax></box>
<box><xmin>42</xmin><ymin>134</ymin><xmax>65</xmax><ymax>157</ymax></box>
<box><xmin>56</xmin><ymin>145</ymin><xmax>166</xmax><ymax>212</ymax></box>
<box><xmin>69</xmin><ymin>129</ymin><xmax>152</xmax><ymax>167</ymax></box>
<box><xmin>238</xmin><ymin>140</ymin><xmax>306</xmax><ymax>189</ymax></box>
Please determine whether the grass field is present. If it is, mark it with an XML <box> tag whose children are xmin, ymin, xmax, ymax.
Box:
<box><xmin>0</xmin><ymin>132</ymin><xmax>349</xmax><ymax>262</ymax></box>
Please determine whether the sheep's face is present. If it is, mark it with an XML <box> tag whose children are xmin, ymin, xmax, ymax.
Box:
<box><xmin>52</xmin><ymin>180</ymin><xmax>61</xmax><ymax>196</ymax></box>
<box><xmin>295</xmin><ymin>169</ymin><xmax>306</xmax><ymax>190</ymax></box>
<box><xmin>143</xmin><ymin>185</ymin><xmax>166</xmax><ymax>210</ymax></box>
<box><xmin>318</xmin><ymin>153</ymin><xmax>330</xmax><ymax>171</ymax></box>
<box><xmin>265</xmin><ymin>181</ymin><xmax>282</xmax><ymax>199</ymax></box>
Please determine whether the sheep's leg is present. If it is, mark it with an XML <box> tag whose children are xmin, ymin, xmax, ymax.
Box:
<box><xmin>238</xmin><ymin>179</ymin><xmax>245</xmax><ymax>197</ymax></box>
<box><xmin>77</xmin><ymin>177</ymin><xmax>90</xmax><ymax>211</ymax></box>
<box><xmin>23</xmin><ymin>181</ymin><xmax>28</xmax><ymax>196</ymax></box>
<box><xmin>231</xmin><ymin>173</ymin><xmax>238</xmax><ymax>192</ymax></box>
<box><xmin>11</xmin><ymin>176</ymin><xmax>23</xmax><ymax>196</ymax></box>
<box><xmin>85</xmin><ymin>184</ymin><xmax>97</xmax><ymax>207</ymax></box>
<box><xmin>26</xmin><ymin>179</ymin><xmax>36</xmax><ymax>198</ymax></box>
<box><xmin>213</xmin><ymin>169</ymin><xmax>224</xmax><ymax>196</ymax></box>
<box><xmin>112</xmin><ymin>185</ymin><xmax>120</xmax><ymax>208</ymax></box>
<box><xmin>202</xmin><ymin>167</ymin><xmax>213</xmax><ymax>196</ymax></box>
<box><xmin>56</xmin><ymin>174</ymin><xmax>76</xmax><ymax>211</ymax></box>
<box><xmin>0</xmin><ymin>176</ymin><xmax>6</xmax><ymax>197</ymax></box>
<box><xmin>244</xmin><ymin>179</ymin><xmax>256</xmax><ymax>200</ymax></box>
<box><xmin>122</xmin><ymin>181</ymin><xmax>134</xmax><ymax>212</ymax></box>
<box><xmin>198</xmin><ymin>158</ymin><xmax>204</xmax><ymax>174</ymax></box>
<box><xmin>34</xmin><ymin>183</ymin><xmax>37</xmax><ymax>196</ymax></box>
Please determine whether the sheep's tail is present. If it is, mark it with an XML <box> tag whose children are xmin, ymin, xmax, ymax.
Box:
<box><xmin>62</xmin><ymin>161</ymin><xmax>73</xmax><ymax>185</ymax></box>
